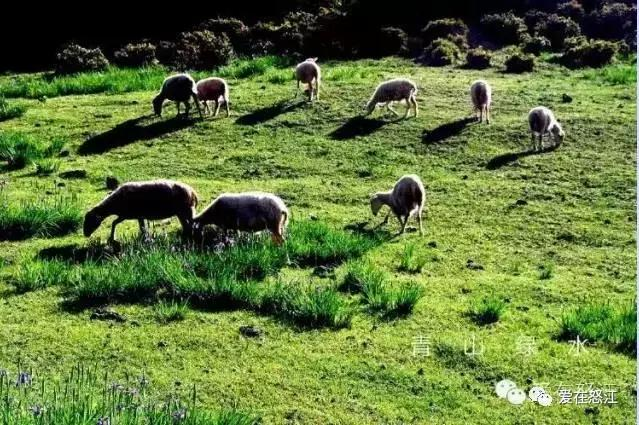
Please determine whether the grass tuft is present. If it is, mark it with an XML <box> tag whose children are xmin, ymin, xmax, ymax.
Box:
<box><xmin>34</xmin><ymin>158</ymin><xmax>61</xmax><ymax>175</ymax></box>
<box><xmin>0</xmin><ymin>196</ymin><xmax>82</xmax><ymax>241</ymax></box>
<box><xmin>154</xmin><ymin>299</ymin><xmax>189</xmax><ymax>323</ymax></box>
<box><xmin>560</xmin><ymin>303</ymin><xmax>636</xmax><ymax>354</ymax></box>
<box><xmin>0</xmin><ymin>96</ymin><xmax>26</xmax><ymax>121</ymax></box>
<box><xmin>0</xmin><ymin>132</ymin><xmax>65</xmax><ymax>170</ymax></box>
<box><xmin>469</xmin><ymin>296</ymin><xmax>506</xmax><ymax>325</ymax></box>
<box><xmin>398</xmin><ymin>243</ymin><xmax>426</xmax><ymax>274</ymax></box>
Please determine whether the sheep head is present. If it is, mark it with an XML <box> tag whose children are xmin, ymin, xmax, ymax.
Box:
<box><xmin>370</xmin><ymin>194</ymin><xmax>384</xmax><ymax>216</ymax></box>
<box><xmin>83</xmin><ymin>210</ymin><xmax>105</xmax><ymax>237</ymax></box>
<box><xmin>550</xmin><ymin>123</ymin><xmax>565</xmax><ymax>144</ymax></box>
<box><xmin>152</xmin><ymin>95</ymin><xmax>164</xmax><ymax>116</ymax></box>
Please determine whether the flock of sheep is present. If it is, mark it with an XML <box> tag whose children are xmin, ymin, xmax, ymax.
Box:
<box><xmin>84</xmin><ymin>57</ymin><xmax>566</xmax><ymax>245</ymax></box>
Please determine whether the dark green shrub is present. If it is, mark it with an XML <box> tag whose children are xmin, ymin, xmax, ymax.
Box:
<box><xmin>113</xmin><ymin>42</ymin><xmax>158</xmax><ymax>67</ymax></box>
<box><xmin>419</xmin><ymin>38</ymin><xmax>462</xmax><ymax>66</ymax></box>
<box><xmin>0</xmin><ymin>132</ymin><xmax>64</xmax><ymax>170</ymax></box>
<box><xmin>155</xmin><ymin>40</ymin><xmax>177</xmax><ymax>65</ymax></box>
<box><xmin>174</xmin><ymin>31</ymin><xmax>234</xmax><ymax>70</ymax></box>
<box><xmin>583</xmin><ymin>2</ymin><xmax>637</xmax><ymax>41</ymax></box>
<box><xmin>480</xmin><ymin>12</ymin><xmax>527</xmax><ymax>46</ymax></box>
<box><xmin>55</xmin><ymin>43</ymin><xmax>109</xmax><ymax>74</ymax></box>
<box><xmin>535</xmin><ymin>14</ymin><xmax>581</xmax><ymax>50</ymax></box>
<box><xmin>195</xmin><ymin>18</ymin><xmax>250</xmax><ymax>52</ymax></box>
<box><xmin>377</xmin><ymin>27</ymin><xmax>408</xmax><ymax>57</ymax></box>
<box><xmin>249</xmin><ymin>22</ymin><xmax>281</xmax><ymax>56</ymax></box>
<box><xmin>505</xmin><ymin>51</ymin><xmax>535</xmax><ymax>73</ymax></box>
<box><xmin>524</xmin><ymin>10</ymin><xmax>551</xmax><ymax>32</ymax></box>
<box><xmin>446</xmin><ymin>33</ymin><xmax>469</xmax><ymax>51</ymax></box>
<box><xmin>557</xmin><ymin>0</ymin><xmax>586</xmax><ymax>22</ymax></box>
<box><xmin>421</xmin><ymin>18</ymin><xmax>469</xmax><ymax>44</ymax></box>
<box><xmin>522</xmin><ymin>35</ymin><xmax>552</xmax><ymax>55</ymax></box>
<box><xmin>562</xmin><ymin>38</ymin><xmax>618</xmax><ymax>68</ymax></box>
<box><xmin>469</xmin><ymin>296</ymin><xmax>506</xmax><ymax>325</ymax></box>
<box><xmin>465</xmin><ymin>48</ymin><xmax>492</xmax><ymax>69</ymax></box>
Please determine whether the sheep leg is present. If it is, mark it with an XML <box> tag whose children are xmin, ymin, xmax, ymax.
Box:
<box><xmin>214</xmin><ymin>100</ymin><xmax>221</xmax><ymax>117</ymax></box>
<box><xmin>417</xmin><ymin>208</ymin><xmax>424</xmax><ymax>236</ymax></box>
<box><xmin>412</xmin><ymin>95</ymin><xmax>418</xmax><ymax>117</ymax></box>
<box><xmin>539</xmin><ymin>134</ymin><xmax>544</xmax><ymax>151</ymax></box>
<box><xmin>176</xmin><ymin>102</ymin><xmax>181</xmax><ymax>116</ymax></box>
<box><xmin>309</xmin><ymin>82</ymin><xmax>314</xmax><ymax>102</ymax></box>
<box><xmin>177</xmin><ymin>214</ymin><xmax>193</xmax><ymax>239</ymax></box>
<box><xmin>224</xmin><ymin>96</ymin><xmax>230</xmax><ymax>117</ymax></box>
<box><xmin>396</xmin><ymin>214</ymin><xmax>407</xmax><ymax>234</ymax></box>
<box><xmin>485</xmin><ymin>105</ymin><xmax>490</xmax><ymax>124</ymax></box>
<box><xmin>296</xmin><ymin>80</ymin><xmax>300</xmax><ymax>97</ymax></box>
<box><xmin>403</xmin><ymin>97</ymin><xmax>411</xmax><ymax>119</ymax></box>
<box><xmin>138</xmin><ymin>219</ymin><xmax>150</xmax><ymax>240</ymax></box>
<box><xmin>387</xmin><ymin>103</ymin><xmax>399</xmax><ymax>116</ymax></box>
<box><xmin>315</xmin><ymin>79</ymin><xmax>320</xmax><ymax>101</ymax></box>
<box><xmin>109</xmin><ymin>217</ymin><xmax>125</xmax><ymax>243</ymax></box>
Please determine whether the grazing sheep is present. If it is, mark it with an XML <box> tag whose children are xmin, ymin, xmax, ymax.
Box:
<box><xmin>365</xmin><ymin>78</ymin><xmax>418</xmax><ymax>118</ymax></box>
<box><xmin>152</xmin><ymin>73</ymin><xmax>203</xmax><ymax>119</ymax></box>
<box><xmin>295</xmin><ymin>58</ymin><xmax>321</xmax><ymax>101</ymax></box>
<box><xmin>196</xmin><ymin>77</ymin><xmax>230</xmax><ymax>117</ymax></box>
<box><xmin>193</xmin><ymin>192</ymin><xmax>289</xmax><ymax>245</ymax></box>
<box><xmin>528</xmin><ymin>106</ymin><xmax>565</xmax><ymax>151</ymax></box>
<box><xmin>470</xmin><ymin>80</ymin><xmax>492</xmax><ymax>124</ymax></box>
<box><xmin>370</xmin><ymin>174</ymin><xmax>425</xmax><ymax>235</ymax></box>
<box><xmin>83</xmin><ymin>180</ymin><xmax>199</xmax><ymax>243</ymax></box>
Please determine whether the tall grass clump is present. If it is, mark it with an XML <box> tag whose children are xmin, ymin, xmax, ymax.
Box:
<box><xmin>10</xmin><ymin>260</ymin><xmax>69</xmax><ymax>293</ymax></box>
<box><xmin>0</xmin><ymin>96</ymin><xmax>26</xmax><ymax>121</ymax></box>
<box><xmin>0</xmin><ymin>365</ymin><xmax>257</xmax><ymax>424</ymax></box>
<box><xmin>340</xmin><ymin>260</ymin><xmax>386</xmax><ymax>293</ymax></box>
<box><xmin>155</xmin><ymin>299</ymin><xmax>190</xmax><ymax>323</ymax></box>
<box><xmin>0</xmin><ymin>196</ymin><xmax>82</xmax><ymax>241</ymax></box>
<box><xmin>560</xmin><ymin>303</ymin><xmax>636</xmax><ymax>354</ymax></box>
<box><xmin>398</xmin><ymin>243</ymin><xmax>426</xmax><ymax>274</ymax></box>
<box><xmin>217</xmin><ymin>56</ymin><xmax>292</xmax><ymax>79</ymax></box>
<box><xmin>34</xmin><ymin>158</ymin><xmax>61</xmax><ymax>176</ymax></box>
<box><xmin>469</xmin><ymin>296</ymin><xmax>506</xmax><ymax>325</ymax></box>
<box><xmin>0</xmin><ymin>132</ymin><xmax>64</xmax><ymax>170</ymax></box>
<box><xmin>582</xmin><ymin>62</ymin><xmax>636</xmax><ymax>85</ymax></box>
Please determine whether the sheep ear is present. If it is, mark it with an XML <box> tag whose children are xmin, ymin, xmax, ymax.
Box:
<box><xmin>313</xmin><ymin>57</ymin><xmax>318</xmax><ymax>62</ymax></box>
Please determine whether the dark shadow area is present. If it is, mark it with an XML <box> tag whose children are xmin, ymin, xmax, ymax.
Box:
<box><xmin>78</xmin><ymin>115</ymin><xmax>195</xmax><ymax>155</ymax></box>
<box><xmin>38</xmin><ymin>243</ymin><xmax>112</xmax><ymax>264</ymax></box>
<box><xmin>422</xmin><ymin>117</ymin><xmax>475</xmax><ymax>144</ymax></box>
<box><xmin>329</xmin><ymin>116</ymin><xmax>390</xmax><ymax>140</ymax></box>
<box><xmin>343</xmin><ymin>220</ymin><xmax>392</xmax><ymax>239</ymax></box>
<box><xmin>486</xmin><ymin>142</ymin><xmax>561</xmax><ymax>170</ymax></box>
<box><xmin>235</xmin><ymin>99</ymin><xmax>305</xmax><ymax>125</ymax></box>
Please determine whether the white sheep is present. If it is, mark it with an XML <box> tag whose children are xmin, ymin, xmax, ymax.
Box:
<box><xmin>528</xmin><ymin>106</ymin><xmax>565</xmax><ymax>151</ymax></box>
<box><xmin>365</xmin><ymin>78</ymin><xmax>418</xmax><ymax>118</ymax></box>
<box><xmin>193</xmin><ymin>192</ymin><xmax>289</xmax><ymax>245</ymax></box>
<box><xmin>470</xmin><ymin>80</ymin><xmax>492</xmax><ymax>124</ymax></box>
<box><xmin>370</xmin><ymin>174</ymin><xmax>425</xmax><ymax>235</ymax></box>
<box><xmin>153</xmin><ymin>73</ymin><xmax>203</xmax><ymax>119</ymax></box>
<box><xmin>295</xmin><ymin>58</ymin><xmax>321</xmax><ymax>101</ymax></box>
<box><xmin>196</xmin><ymin>77</ymin><xmax>230</xmax><ymax>117</ymax></box>
<box><xmin>83</xmin><ymin>180</ymin><xmax>199</xmax><ymax>243</ymax></box>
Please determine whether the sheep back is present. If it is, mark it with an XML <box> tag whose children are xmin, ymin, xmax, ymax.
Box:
<box><xmin>528</xmin><ymin>106</ymin><xmax>555</xmax><ymax>135</ymax></box>
<box><xmin>95</xmin><ymin>180</ymin><xmax>198</xmax><ymax>220</ymax></box>
<box><xmin>470</xmin><ymin>80</ymin><xmax>491</xmax><ymax>108</ymax></box>
<box><xmin>295</xmin><ymin>59</ymin><xmax>320</xmax><ymax>84</ymax></box>
<box><xmin>391</xmin><ymin>175</ymin><xmax>425</xmax><ymax>216</ymax></box>
<box><xmin>161</xmin><ymin>74</ymin><xmax>198</xmax><ymax>102</ymax></box>
<box><xmin>195</xmin><ymin>192</ymin><xmax>288</xmax><ymax>232</ymax></box>
<box><xmin>196</xmin><ymin>77</ymin><xmax>229</xmax><ymax>101</ymax></box>
<box><xmin>370</xmin><ymin>78</ymin><xmax>417</xmax><ymax>104</ymax></box>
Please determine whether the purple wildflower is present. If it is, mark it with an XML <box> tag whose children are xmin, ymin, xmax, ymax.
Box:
<box><xmin>29</xmin><ymin>404</ymin><xmax>45</xmax><ymax>417</ymax></box>
<box><xmin>15</xmin><ymin>371</ymin><xmax>31</xmax><ymax>387</ymax></box>
<box><xmin>171</xmin><ymin>408</ymin><xmax>186</xmax><ymax>422</ymax></box>
<box><xmin>97</xmin><ymin>417</ymin><xmax>110</xmax><ymax>425</ymax></box>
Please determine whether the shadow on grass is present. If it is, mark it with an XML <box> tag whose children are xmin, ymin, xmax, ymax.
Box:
<box><xmin>329</xmin><ymin>116</ymin><xmax>391</xmax><ymax>140</ymax></box>
<box><xmin>486</xmin><ymin>142</ymin><xmax>561</xmax><ymax>170</ymax></box>
<box><xmin>38</xmin><ymin>243</ymin><xmax>111</xmax><ymax>264</ymax></box>
<box><xmin>422</xmin><ymin>117</ymin><xmax>475</xmax><ymax>144</ymax></box>
<box><xmin>78</xmin><ymin>115</ymin><xmax>195</xmax><ymax>155</ymax></box>
<box><xmin>235</xmin><ymin>99</ymin><xmax>306</xmax><ymax>125</ymax></box>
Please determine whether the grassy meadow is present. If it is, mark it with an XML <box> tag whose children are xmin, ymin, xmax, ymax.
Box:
<box><xmin>0</xmin><ymin>55</ymin><xmax>636</xmax><ymax>424</ymax></box>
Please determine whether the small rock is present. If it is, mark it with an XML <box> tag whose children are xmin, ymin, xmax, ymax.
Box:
<box><xmin>106</xmin><ymin>176</ymin><xmax>120</xmax><ymax>190</ymax></box>
<box><xmin>603</xmin><ymin>218</ymin><xmax>611</xmax><ymax>225</ymax></box>
<box><xmin>417</xmin><ymin>368</ymin><xmax>424</xmax><ymax>376</ymax></box>
<box><xmin>90</xmin><ymin>308</ymin><xmax>126</xmax><ymax>323</ymax></box>
<box><xmin>309</xmin><ymin>214</ymin><xmax>318</xmax><ymax>221</ymax></box>
<box><xmin>514</xmin><ymin>199</ymin><xmax>528</xmax><ymax>206</ymax></box>
<box><xmin>45</xmin><ymin>191</ymin><xmax>53</xmax><ymax>195</ymax></box>
<box><xmin>461</xmin><ymin>287</ymin><xmax>472</xmax><ymax>294</ymax></box>
<box><xmin>58</xmin><ymin>149</ymin><xmax>70</xmax><ymax>157</ymax></box>
<box><xmin>239</xmin><ymin>325</ymin><xmax>263</xmax><ymax>338</ymax></box>
<box><xmin>462</xmin><ymin>175</ymin><xmax>468</xmax><ymax>180</ymax></box>
<box><xmin>525</xmin><ymin>377</ymin><xmax>534</xmax><ymax>385</ymax></box>
<box><xmin>584</xmin><ymin>406</ymin><xmax>599</xmax><ymax>416</ymax></box>
<box><xmin>59</xmin><ymin>169</ymin><xmax>87</xmax><ymax>179</ymax></box>
<box><xmin>131</xmin><ymin>100</ymin><xmax>139</xmax><ymax>105</ymax></box>
<box><xmin>561</xmin><ymin>93</ymin><xmax>573</xmax><ymax>103</ymax></box>
<box><xmin>427</xmin><ymin>241</ymin><xmax>437</xmax><ymax>248</ymax></box>
<box><xmin>157</xmin><ymin>340</ymin><xmax>168</xmax><ymax>348</ymax></box>
<box><xmin>516</xmin><ymin>305</ymin><xmax>530</xmax><ymax>312</ymax></box>
<box><xmin>56</xmin><ymin>182</ymin><xmax>66</xmax><ymax>187</ymax></box>
<box><xmin>34</xmin><ymin>122</ymin><xmax>41</xmax><ymax>127</ymax></box>
<box><xmin>466</xmin><ymin>259</ymin><xmax>484</xmax><ymax>271</ymax></box>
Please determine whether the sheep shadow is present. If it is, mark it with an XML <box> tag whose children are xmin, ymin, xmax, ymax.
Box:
<box><xmin>329</xmin><ymin>116</ymin><xmax>390</xmax><ymax>140</ymax></box>
<box><xmin>486</xmin><ymin>142</ymin><xmax>562</xmax><ymax>170</ymax></box>
<box><xmin>78</xmin><ymin>115</ymin><xmax>195</xmax><ymax>155</ymax></box>
<box><xmin>422</xmin><ymin>117</ymin><xmax>476</xmax><ymax>144</ymax></box>
<box><xmin>235</xmin><ymin>99</ymin><xmax>306</xmax><ymax>125</ymax></box>
<box><xmin>38</xmin><ymin>243</ymin><xmax>111</xmax><ymax>264</ymax></box>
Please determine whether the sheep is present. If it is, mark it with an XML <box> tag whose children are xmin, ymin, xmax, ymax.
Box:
<box><xmin>470</xmin><ymin>80</ymin><xmax>492</xmax><ymax>124</ymax></box>
<box><xmin>365</xmin><ymin>78</ymin><xmax>418</xmax><ymax>119</ymax></box>
<box><xmin>370</xmin><ymin>174</ymin><xmax>425</xmax><ymax>235</ymax></box>
<box><xmin>528</xmin><ymin>106</ymin><xmax>565</xmax><ymax>151</ymax></box>
<box><xmin>83</xmin><ymin>180</ymin><xmax>199</xmax><ymax>243</ymax></box>
<box><xmin>196</xmin><ymin>77</ymin><xmax>230</xmax><ymax>117</ymax></box>
<box><xmin>152</xmin><ymin>73</ymin><xmax>203</xmax><ymax>119</ymax></box>
<box><xmin>295</xmin><ymin>58</ymin><xmax>321</xmax><ymax>101</ymax></box>
<box><xmin>193</xmin><ymin>192</ymin><xmax>289</xmax><ymax>245</ymax></box>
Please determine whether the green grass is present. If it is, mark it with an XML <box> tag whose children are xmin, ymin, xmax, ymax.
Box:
<box><xmin>0</xmin><ymin>96</ymin><xmax>26</xmax><ymax>121</ymax></box>
<box><xmin>340</xmin><ymin>260</ymin><xmax>386</xmax><ymax>293</ymax></box>
<box><xmin>560</xmin><ymin>303</ymin><xmax>637</xmax><ymax>354</ymax></box>
<box><xmin>397</xmin><ymin>242</ymin><xmax>426</xmax><ymax>273</ymax></box>
<box><xmin>0</xmin><ymin>132</ymin><xmax>64</xmax><ymax>170</ymax></box>
<box><xmin>468</xmin><ymin>296</ymin><xmax>506</xmax><ymax>325</ymax></box>
<box><xmin>582</xmin><ymin>62</ymin><xmax>637</xmax><ymax>85</ymax></box>
<box><xmin>0</xmin><ymin>365</ymin><xmax>256</xmax><ymax>424</ymax></box>
<box><xmin>0</xmin><ymin>196</ymin><xmax>82</xmax><ymax>241</ymax></box>
<box><xmin>34</xmin><ymin>158</ymin><xmax>61</xmax><ymax>175</ymax></box>
<box><xmin>154</xmin><ymin>299</ymin><xmax>189</xmax><ymax>323</ymax></box>
<box><xmin>0</xmin><ymin>55</ymin><xmax>635</xmax><ymax>424</ymax></box>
